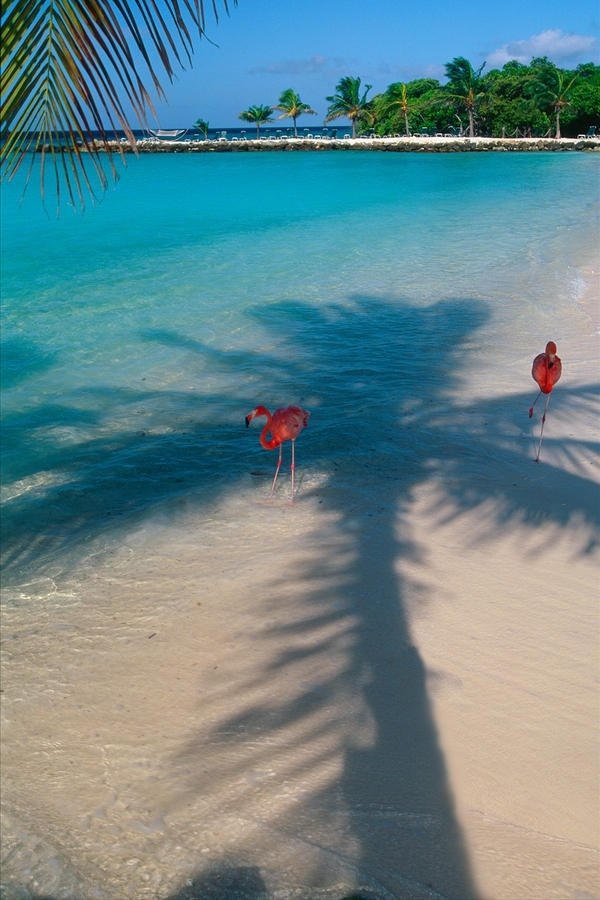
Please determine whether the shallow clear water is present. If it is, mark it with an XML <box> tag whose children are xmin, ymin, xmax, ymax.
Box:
<box><xmin>1</xmin><ymin>150</ymin><xmax>598</xmax><ymax>589</ymax></box>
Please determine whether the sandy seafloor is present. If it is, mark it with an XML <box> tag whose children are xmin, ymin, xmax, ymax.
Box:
<box><xmin>1</xmin><ymin>152</ymin><xmax>600</xmax><ymax>900</ymax></box>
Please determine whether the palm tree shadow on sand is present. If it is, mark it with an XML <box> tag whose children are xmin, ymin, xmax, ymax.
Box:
<box><xmin>2</xmin><ymin>294</ymin><xmax>597</xmax><ymax>899</ymax></box>
<box><xmin>163</xmin><ymin>295</ymin><xmax>596</xmax><ymax>898</ymax></box>
<box><xmin>260</xmin><ymin>296</ymin><xmax>482</xmax><ymax>897</ymax></box>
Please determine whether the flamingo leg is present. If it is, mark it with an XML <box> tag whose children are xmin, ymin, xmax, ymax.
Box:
<box><xmin>535</xmin><ymin>393</ymin><xmax>551</xmax><ymax>462</ymax></box>
<box><xmin>290</xmin><ymin>440</ymin><xmax>296</xmax><ymax>501</ymax></box>
<box><xmin>271</xmin><ymin>443</ymin><xmax>283</xmax><ymax>494</ymax></box>
<box><xmin>529</xmin><ymin>390</ymin><xmax>542</xmax><ymax>418</ymax></box>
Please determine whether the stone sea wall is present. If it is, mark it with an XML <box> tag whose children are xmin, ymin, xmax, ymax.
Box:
<box><xmin>95</xmin><ymin>135</ymin><xmax>600</xmax><ymax>153</ymax></box>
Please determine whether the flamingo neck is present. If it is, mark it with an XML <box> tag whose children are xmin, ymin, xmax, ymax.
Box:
<box><xmin>260</xmin><ymin>422</ymin><xmax>281</xmax><ymax>450</ymax></box>
<box><xmin>249</xmin><ymin>406</ymin><xmax>280</xmax><ymax>450</ymax></box>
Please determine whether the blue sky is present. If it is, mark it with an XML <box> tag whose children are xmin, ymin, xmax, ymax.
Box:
<box><xmin>146</xmin><ymin>0</ymin><xmax>599</xmax><ymax>128</ymax></box>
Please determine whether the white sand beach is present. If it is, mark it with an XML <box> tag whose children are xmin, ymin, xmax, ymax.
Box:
<box><xmin>1</xmin><ymin>218</ymin><xmax>599</xmax><ymax>898</ymax></box>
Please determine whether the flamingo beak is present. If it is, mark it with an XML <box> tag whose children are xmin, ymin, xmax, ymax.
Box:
<box><xmin>245</xmin><ymin>415</ymin><xmax>252</xmax><ymax>428</ymax></box>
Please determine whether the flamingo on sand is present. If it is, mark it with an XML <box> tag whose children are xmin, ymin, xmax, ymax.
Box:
<box><xmin>529</xmin><ymin>340</ymin><xmax>562</xmax><ymax>462</ymax></box>
<box><xmin>245</xmin><ymin>405</ymin><xmax>310</xmax><ymax>499</ymax></box>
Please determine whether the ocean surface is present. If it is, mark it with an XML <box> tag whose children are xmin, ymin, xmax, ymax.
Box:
<box><xmin>1</xmin><ymin>150</ymin><xmax>599</xmax><ymax>899</ymax></box>
<box><xmin>1</xmin><ymin>151</ymin><xmax>599</xmax><ymax>593</ymax></box>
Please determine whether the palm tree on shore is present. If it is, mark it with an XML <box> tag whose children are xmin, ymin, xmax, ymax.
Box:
<box><xmin>377</xmin><ymin>83</ymin><xmax>412</xmax><ymax>135</ymax></box>
<box><xmin>238</xmin><ymin>104</ymin><xmax>274</xmax><ymax>137</ymax></box>
<box><xmin>444</xmin><ymin>57</ymin><xmax>486</xmax><ymax>137</ymax></box>
<box><xmin>275</xmin><ymin>88</ymin><xmax>316</xmax><ymax>137</ymax></box>
<box><xmin>194</xmin><ymin>118</ymin><xmax>210</xmax><ymax>139</ymax></box>
<box><xmin>0</xmin><ymin>0</ymin><xmax>236</xmax><ymax>208</ymax></box>
<box><xmin>528</xmin><ymin>63</ymin><xmax>579</xmax><ymax>138</ymax></box>
<box><xmin>325</xmin><ymin>76</ymin><xmax>373</xmax><ymax>137</ymax></box>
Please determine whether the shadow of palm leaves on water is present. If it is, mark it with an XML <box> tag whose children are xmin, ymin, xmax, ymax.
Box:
<box><xmin>0</xmin><ymin>379</ymin><xmax>258</xmax><ymax>582</ymax></box>
<box><xmin>0</xmin><ymin>337</ymin><xmax>57</xmax><ymax>389</ymax></box>
<box><xmin>1</xmin><ymin>320</ymin><xmax>336</xmax><ymax>581</ymax></box>
<box><xmin>4</xmin><ymin>300</ymin><xmax>595</xmax><ymax>587</ymax></box>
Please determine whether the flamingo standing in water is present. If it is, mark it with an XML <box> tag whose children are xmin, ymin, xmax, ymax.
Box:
<box><xmin>245</xmin><ymin>405</ymin><xmax>310</xmax><ymax>499</ymax></box>
<box><xmin>529</xmin><ymin>340</ymin><xmax>562</xmax><ymax>462</ymax></box>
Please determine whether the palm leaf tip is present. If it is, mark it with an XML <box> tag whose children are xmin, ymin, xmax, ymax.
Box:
<box><xmin>0</xmin><ymin>0</ymin><xmax>237</xmax><ymax>208</ymax></box>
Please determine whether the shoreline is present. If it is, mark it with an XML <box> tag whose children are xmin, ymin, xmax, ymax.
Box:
<box><xmin>91</xmin><ymin>135</ymin><xmax>600</xmax><ymax>153</ymax></box>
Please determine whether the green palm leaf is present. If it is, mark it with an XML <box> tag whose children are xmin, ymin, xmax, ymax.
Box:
<box><xmin>325</xmin><ymin>76</ymin><xmax>372</xmax><ymax>137</ymax></box>
<box><xmin>443</xmin><ymin>57</ymin><xmax>485</xmax><ymax>136</ymax></box>
<box><xmin>274</xmin><ymin>88</ymin><xmax>316</xmax><ymax>137</ymax></box>
<box><xmin>1</xmin><ymin>0</ymin><xmax>236</xmax><ymax>208</ymax></box>
<box><xmin>238</xmin><ymin>103</ymin><xmax>273</xmax><ymax>136</ymax></box>
<box><xmin>527</xmin><ymin>64</ymin><xmax>580</xmax><ymax>138</ymax></box>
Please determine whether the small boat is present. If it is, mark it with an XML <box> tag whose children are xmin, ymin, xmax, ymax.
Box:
<box><xmin>147</xmin><ymin>128</ymin><xmax>187</xmax><ymax>140</ymax></box>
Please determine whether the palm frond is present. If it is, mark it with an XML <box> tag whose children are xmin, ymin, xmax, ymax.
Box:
<box><xmin>0</xmin><ymin>0</ymin><xmax>236</xmax><ymax>208</ymax></box>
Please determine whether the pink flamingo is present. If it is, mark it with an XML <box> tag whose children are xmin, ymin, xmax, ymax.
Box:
<box><xmin>529</xmin><ymin>340</ymin><xmax>562</xmax><ymax>462</ymax></box>
<box><xmin>245</xmin><ymin>405</ymin><xmax>310</xmax><ymax>499</ymax></box>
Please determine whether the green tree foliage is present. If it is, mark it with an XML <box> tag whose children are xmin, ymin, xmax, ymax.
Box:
<box><xmin>275</xmin><ymin>88</ymin><xmax>316</xmax><ymax>137</ymax></box>
<box><xmin>478</xmin><ymin>63</ymin><xmax>548</xmax><ymax>136</ymax></box>
<box><xmin>527</xmin><ymin>58</ymin><xmax>581</xmax><ymax>138</ymax></box>
<box><xmin>372</xmin><ymin>79</ymin><xmax>448</xmax><ymax>135</ymax></box>
<box><xmin>374</xmin><ymin>83</ymin><xmax>412</xmax><ymax>135</ymax></box>
<box><xmin>325</xmin><ymin>76</ymin><xmax>373</xmax><ymax>137</ymax></box>
<box><xmin>567</xmin><ymin>64</ymin><xmax>600</xmax><ymax>135</ymax></box>
<box><xmin>369</xmin><ymin>61</ymin><xmax>599</xmax><ymax>138</ymax></box>
<box><xmin>1</xmin><ymin>0</ymin><xmax>236</xmax><ymax>208</ymax></box>
<box><xmin>444</xmin><ymin>57</ymin><xmax>487</xmax><ymax>137</ymax></box>
<box><xmin>238</xmin><ymin>104</ymin><xmax>274</xmax><ymax>137</ymax></box>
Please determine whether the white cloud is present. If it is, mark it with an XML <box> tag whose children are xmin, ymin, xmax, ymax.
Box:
<box><xmin>248</xmin><ymin>55</ymin><xmax>349</xmax><ymax>76</ymax></box>
<box><xmin>487</xmin><ymin>29</ymin><xmax>598</xmax><ymax>68</ymax></box>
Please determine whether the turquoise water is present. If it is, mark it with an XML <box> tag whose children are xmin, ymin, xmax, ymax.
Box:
<box><xmin>1</xmin><ymin>151</ymin><xmax>598</xmax><ymax>586</ymax></box>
